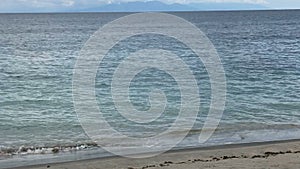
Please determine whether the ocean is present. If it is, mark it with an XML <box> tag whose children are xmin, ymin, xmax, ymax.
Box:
<box><xmin>0</xmin><ymin>10</ymin><xmax>299</xmax><ymax>168</ymax></box>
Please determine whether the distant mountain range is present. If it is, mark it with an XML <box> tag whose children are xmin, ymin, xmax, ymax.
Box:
<box><xmin>188</xmin><ymin>2</ymin><xmax>268</xmax><ymax>11</ymax></box>
<box><xmin>80</xmin><ymin>1</ymin><xmax>268</xmax><ymax>12</ymax></box>
<box><xmin>85</xmin><ymin>1</ymin><xmax>195</xmax><ymax>12</ymax></box>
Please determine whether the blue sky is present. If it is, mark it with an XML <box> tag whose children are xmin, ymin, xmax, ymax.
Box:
<box><xmin>0</xmin><ymin>0</ymin><xmax>299</xmax><ymax>12</ymax></box>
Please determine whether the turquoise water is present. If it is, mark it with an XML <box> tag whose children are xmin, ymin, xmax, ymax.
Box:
<box><xmin>0</xmin><ymin>10</ymin><xmax>300</xmax><ymax>164</ymax></box>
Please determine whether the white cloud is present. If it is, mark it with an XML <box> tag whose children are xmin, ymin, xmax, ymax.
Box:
<box><xmin>62</xmin><ymin>0</ymin><xmax>75</xmax><ymax>7</ymax></box>
<box><xmin>13</xmin><ymin>0</ymin><xmax>76</xmax><ymax>8</ymax></box>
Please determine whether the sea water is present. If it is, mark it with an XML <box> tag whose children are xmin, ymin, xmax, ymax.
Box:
<box><xmin>0</xmin><ymin>10</ymin><xmax>299</xmax><ymax>168</ymax></box>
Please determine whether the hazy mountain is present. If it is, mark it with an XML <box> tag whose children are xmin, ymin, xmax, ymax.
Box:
<box><xmin>84</xmin><ymin>1</ymin><xmax>196</xmax><ymax>12</ymax></box>
<box><xmin>82</xmin><ymin>1</ymin><xmax>268</xmax><ymax>12</ymax></box>
<box><xmin>188</xmin><ymin>2</ymin><xmax>267</xmax><ymax>11</ymax></box>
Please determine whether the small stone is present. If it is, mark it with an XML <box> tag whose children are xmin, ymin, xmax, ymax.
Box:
<box><xmin>222</xmin><ymin>156</ymin><xmax>229</xmax><ymax>159</ymax></box>
<box><xmin>52</xmin><ymin>148</ymin><xmax>59</xmax><ymax>153</ymax></box>
<box><xmin>164</xmin><ymin>161</ymin><xmax>173</xmax><ymax>164</ymax></box>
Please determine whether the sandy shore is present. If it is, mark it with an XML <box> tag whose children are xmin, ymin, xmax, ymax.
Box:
<box><xmin>13</xmin><ymin>140</ymin><xmax>300</xmax><ymax>169</ymax></box>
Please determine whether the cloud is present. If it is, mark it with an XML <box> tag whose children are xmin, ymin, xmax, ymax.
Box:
<box><xmin>0</xmin><ymin>0</ymin><xmax>105</xmax><ymax>12</ymax></box>
<box><xmin>17</xmin><ymin>0</ymin><xmax>76</xmax><ymax>7</ymax></box>
<box><xmin>62</xmin><ymin>0</ymin><xmax>75</xmax><ymax>7</ymax></box>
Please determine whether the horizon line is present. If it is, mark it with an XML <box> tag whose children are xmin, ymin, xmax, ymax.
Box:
<box><xmin>0</xmin><ymin>8</ymin><xmax>300</xmax><ymax>14</ymax></box>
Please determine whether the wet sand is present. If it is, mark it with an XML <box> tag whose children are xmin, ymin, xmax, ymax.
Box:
<box><xmin>13</xmin><ymin>139</ymin><xmax>300</xmax><ymax>169</ymax></box>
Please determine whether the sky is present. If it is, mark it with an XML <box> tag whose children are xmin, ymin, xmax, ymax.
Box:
<box><xmin>0</xmin><ymin>0</ymin><xmax>299</xmax><ymax>12</ymax></box>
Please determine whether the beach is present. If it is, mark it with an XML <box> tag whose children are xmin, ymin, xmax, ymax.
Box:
<box><xmin>13</xmin><ymin>139</ymin><xmax>300</xmax><ymax>169</ymax></box>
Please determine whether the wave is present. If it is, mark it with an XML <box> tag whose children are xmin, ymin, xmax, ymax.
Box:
<box><xmin>0</xmin><ymin>142</ymin><xmax>99</xmax><ymax>159</ymax></box>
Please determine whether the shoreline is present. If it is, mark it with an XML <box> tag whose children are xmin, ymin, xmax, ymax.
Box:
<box><xmin>9</xmin><ymin>139</ymin><xmax>300</xmax><ymax>169</ymax></box>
